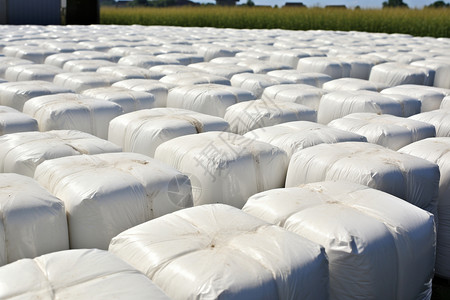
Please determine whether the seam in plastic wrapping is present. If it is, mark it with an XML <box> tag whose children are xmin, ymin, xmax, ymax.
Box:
<box><xmin>34</xmin><ymin>258</ymin><xmax>56</xmax><ymax>299</ymax></box>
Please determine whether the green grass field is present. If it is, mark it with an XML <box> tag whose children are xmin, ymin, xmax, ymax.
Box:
<box><xmin>100</xmin><ymin>6</ymin><xmax>450</xmax><ymax>38</ymax></box>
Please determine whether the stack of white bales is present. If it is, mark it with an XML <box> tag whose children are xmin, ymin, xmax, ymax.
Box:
<box><xmin>0</xmin><ymin>106</ymin><xmax>38</xmax><ymax>135</ymax></box>
<box><xmin>399</xmin><ymin>137</ymin><xmax>450</xmax><ymax>279</ymax></box>
<box><xmin>34</xmin><ymin>152</ymin><xmax>193</xmax><ymax>249</ymax></box>
<box><xmin>224</xmin><ymin>99</ymin><xmax>317</xmax><ymax>135</ymax></box>
<box><xmin>167</xmin><ymin>84</ymin><xmax>255</xmax><ymax>117</ymax></box>
<box><xmin>0</xmin><ymin>249</ymin><xmax>171</xmax><ymax>299</ymax></box>
<box><xmin>109</xmin><ymin>204</ymin><xmax>329</xmax><ymax>300</ymax></box>
<box><xmin>244</xmin><ymin>121</ymin><xmax>366</xmax><ymax>158</ymax></box>
<box><xmin>23</xmin><ymin>93</ymin><xmax>123</xmax><ymax>139</ymax></box>
<box><xmin>328</xmin><ymin>113</ymin><xmax>436</xmax><ymax>150</ymax></box>
<box><xmin>243</xmin><ymin>181</ymin><xmax>435</xmax><ymax>300</ymax></box>
<box><xmin>0</xmin><ymin>130</ymin><xmax>121</xmax><ymax>177</ymax></box>
<box><xmin>155</xmin><ymin>132</ymin><xmax>288</xmax><ymax>208</ymax></box>
<box><xmin>108</xmin><ymin>108</ymin><xmax>229</xmax><ymax>157</ymax></box>
<box><xmin>0</xmin><ymin>173</ymin><xmax>69</xmax><ymax>266</ymax></box>
<box><xmin>0</xmin><ymin>80</ymin><xmax>73</xmax><ymax>111</ymax></box>
<box><xmin>286</xmin><ymin>142</ymin><xmax>440</xmax><ymax>215</ymax></box>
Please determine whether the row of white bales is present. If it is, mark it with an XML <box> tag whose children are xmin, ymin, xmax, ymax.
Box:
<box><xmin>0</xmin><ymin>24</ymin><xmax>450</xmax><ymax>299</ymax></box>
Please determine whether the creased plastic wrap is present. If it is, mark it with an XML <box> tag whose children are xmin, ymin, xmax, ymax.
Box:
<box><xmin>243</xmin><ymin>181</ymin><xmax>435</xmax><ymax>300</ymax></box>
<box><xmin>224</xmin><ymin>99</ymin><xmax>317</xmax><ymax>135</ymax></box>
<box><xmin>409</xmin><ymin>109</ymin><xmax>450</xmax><ymax>137</ymax></box>
<box><xmin>23</xmin><ymin>93</ymin><xmax>123</xmax><ymax>139</ymax></box>
<box><xmin>369</xmin><ymin>62</ymin><xmax>433</xmax><ymax>87</ymax></box>
<box><xmin>0</xmin><ymin>249</ymin><xmax>171</xmax><ymax>299</ymax></box>
<box><xmin>154</xmin><ymin>132</ymin><xmax>288</xmax><ymax>208</ymax></box>
<box><xmin>0</xmin><ymin>173</ymin><xmax>69</xmax><ymax>266</ymax></box>
<box><xmin>109</xmin><ymin>204</ymin><xmax>329</xmax><ymax>300</ymax></box>
<box><xmin>286</xmin><ymin>142</ymin><xmax>440</xmax><ymax>215</ymax></box>
<box><xmin>399</xmin><ymin>137</ymin><xmax>450</xmax><ymax>279</ymax></box>
<box><xmin>328</xmin><ymin>112</ymin><xmax>436</xmax><ymax>150</ymax></box>
<box><xmin>108</xmin><ymin>108</ymin><xmax>229</xmax><ymax>157</ymax></box>
<box><xmin>0</xmin><ymin>130</ymin><xmax>121</xmax><ymax>177</ymax></box>
<box><xmin>34</xmin><ymin>152</ymin><xmax>193</xmax><ymax>249</ymax></box>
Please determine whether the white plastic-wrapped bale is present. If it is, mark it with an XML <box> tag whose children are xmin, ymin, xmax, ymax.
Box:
<box><xmin>243</xmin><ymin>181</ymin><xmax>435</xmax><ymax>300</ymax></box>
<box><xmin>53</xmin><ymin>72</ymin><xmax>120</xmax><ymax>93</ymax></box>
<box><xmin>0</xmin><ymin>173</ymin><xmax>69</xmax><ymax>266</ymax></box>
<box><xmin>411</xmin><ymin>59</ymin><xmax>450</xmax><ymax>89</ymax></box>
<box><xmin>286</xmin><ymin>142</ymin><xmax>440</xmax><ymax>215</ymax></box>
<box><xmin>409</xmin><ymin>109</ymin><xmax>450</xmax><ymax>137</ymax></box>
<box><xmin>369</xmin><ymin>62</ymin><xmax>433</xmax><ymax>87</ymax></box>
<box><xmin>0</xmin><ymin>249</ymin><xmax>171</xmax><ymax>300</ymax></box>
<box><xmin>97</xmin><ymin>65</ymin><xmax>164</xmax><ymax>80</ymax></box>
<box><xmin>82</xmin><ymin>86</ymin><xmax>156</xmax><ymax>113</ymax></box>
<box><xmin>5</xmin><ymin>64</ymin><xmax>63</xmax><ymax>82</ymax></box>
<box><xmin>23</xmin><ymin>93</ymin><xmax>123</xmax><ymax>139</ymax></box>
<box><xmin>44</xmin><ymin>53</ymin><xmax>88</xmax><ymax>68</ymax></box>
<box><xmin>196</xmin><ymin>45</ymin><xmax>240</xmax><ymax>61</ymax></box>
<box><xmin>154</xmin><ymin>132</ymin><xmax>288</xmax><ymax>208</ymax></box>
<box><xmin>399</xmin><ymin>137</ymin><xmax>450</xmax><ymax>279</ymax></box>
<box><xmin>156</xmin><ymin>53</ymin><xmax>203</xmax><ymax>65</ymax></box>
<box><xmin>244</xmin><ymin>121</ymin><xmax>366</xmax><ymax>158</ymax></box>
<box><xmin>78</xmin><ymin>41</ymin><xmax>111</xmax><ymax>52</ymax></box>
<box><xmin>149</xmin><ymin>64</ymin><xmax>199</xmax><ymax>76</ymax></box>
<box><xmin>34</xmin><ymin>152</ymin><xmax>193</xmax><ymax>249</ymax></box>
<box><xmin>261</xmin><ymin>84</ymin><xmax>327</xmax><ymax>110</ymax></box>
<box><xmin>339</xmin><ymin>56</ymin><xmax>375</xmax><ymax>79</ymax></box>
<box><xmin>0</xmin><ymin>80</ymin><xmax>73</xmax><ymax>111</ymax></box>
<box><xmin>381</xmin><ymin>84</ymin><xmax>450</xmax><ymax>112</ymax></box>
<box><xmin>188</xmin><ymin>62</ymin><xmax>253</xmax><ymax>79</ymax></box>
<box><xmin>113</xmin><ymin>79</ymin><xmax>172</xmax><ymax>107</ymax></box>
<box><xmin>317</xmin><ymin>90</ymin><xmax>403</xmax><ymax>124</ymax></box>
<box><xmin>0</xmin><ymin>57</ymin><xmax>33</xmax><ymax>78</ymax></box>
<box><xmin>442</xmin><ymin>96</ymin><xmax>450</xmax><ymax>109</ymax></box>
<box><xmin>0</xmin><ymin>130</ymin><xmax>121</xmax><ymax>177</ymax></box>
<box><xmin>382</xmin><ymin>93</ymin><xmax>422</xmax><ymax>117</ymax></box>
<box><xmin>2</xmin><ymin>45</ymin><xmax>56</xmax><ymax>63</ymax></box>
<box><xmin>297</xmin><ymin>57</ymin><xmax>351</xmax><ymax>79</ymax></box>
<box><xmin>118</xmin><ymin>54</ymin><xmax>178</xmax><ymax>68</ymax></box>
<box><xmin>267</xmin><ymin>70</ymin><xmax>332</xmax><ymax>88</ymax></box>
<box><xmin>62</xmin><ymin>59</ymin><xmax>116</xmax><ymax>72</ymax></box>
<box><xmin>328</xmin><ymin>113</ymin><xmax>436</xmax><ymax>150</ymax></box>
<box><xmin>236</xmin><ymin>59</ymin><xmax>292</xmax><ymax>74</ymax></box>
<box><xmin>322</xmin><ymin>78</ymin><xmax>388</xmax><ymax>92</ymax></box>
<box><xmin>230</xmin><ymin>73</ymin><xmax>294</xmax><ymax>98</ymax></box>
<box><xmin>72</xmin><ymin>50</ymin><xmax>120</xmax><ymax>62</ymax></box>
<box><xmin>167</xmin><ymin>84</ymin><xmax>256</xmax><ymax>118</ymax></box>
<box><xmin>235</xmin><ymin>50</ymin><xmax>271</xmax><ymax>61</ymax></box>
<box><xmin>108</xmin><ymin>108</ymin><xmax>229</xmax><ymax>157</ymax></box>
<box><xmin>160</xmin><ymin>72</ymin><xmax>231</xmax><ymax>87</ymax></box>
<box><xmin>225</xmin><ymin>99</ymin><xmax>317</xmax><ymax>135</ymax></box>
<box><xmin>269</xmin><ymin>50</ymin><xmax>312</xmax><ymax>68</ymax></box>
<box><xmin>0</xmin><ymin>106</ymin><xmax>38</xmax><ymax>135</ymax></box>
<box><xmin>109</xmin><ymin>204</ymin><xmax>329</xmax><ymax>300</ymax></box>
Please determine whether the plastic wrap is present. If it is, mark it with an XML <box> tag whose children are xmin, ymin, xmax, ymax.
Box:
<box><xmin>0</xmin><ymin>80</ymin><xmax>73</xmax><ymax>111</ymax></box>
<box><xmin>160</xmin><ymin>72</ymin><xmax>231</xmax><ymax>87</ymax></box>
<box><xmin>269</xmin><ymin>50</ymin><xmax>312</xmax><ymax>68</ymax></box>
<box><xmin>328</xmin><ymin>113</ymin><xmax>436</xmax><ymax>150</ymax></box>
<box><xmin>43</xmin><ymin>53</ymin><xmax>89</xmax><ymax>68</ymax></box>
<box><xmin>235</xmin><ymin>59</ymin><xmax>291</xmax><ymax>74</ymax></box>
<box><xmin>267</xmin><ymin>70</ymin><xmax>332</xmax><ymax>87</ymax></box>
<box><xmin>0</xmin><ymin>173</ymin><xmax>69</xmax><ymax>266</ymax></box>
<box><xmin>23</xmin><ymin>93</ymin><xmax>123</xmax><ymax>139</ymax></box>
<box><xmin>2</xmin><ymin>45</ymin><xmax>56</xmax><ymax>63</ymax></box>
<box><xmin>297</xmin><ymin>57</ymin><xmax>351</xmax><ymax>79</ymax></box>
<box><xmin>109</xmin><ymin>204</ymin><xmax>329</xmax><ymax>300</ymax></box>
<box><xmin>196</xmin><ymin>45</ymin><xmax>240</xmax><ymax>61</ymax></box>
<box><xmin>118</xmin><ymin>54</ymin><xmax>178</xmax><ymax>68</ymax></box>
<box><xmin>381</xmin><ymin>84</ymin><xmax>450</xmax><ymax>112</ymax></box>
<box><xmin>157</xmin><ymin>53</ymin><xmax>203</xmax><ymax>65</ymax></box>
<box><xmin>441</xmin><ymin>96</ymin><xmax>450</xmax><ymax>109</ymax></box>
<box><xmin>108</xmin><ymin>108</ymin><xmax>229</xmax><ymax>157</ymax></box>
<box><xmin>261</xmin><ymin>84</ymin><xmax>327</xmax><ymax>110</ymax></box>
<box><xmin>243</xmin><ymin>181</ymin><xmax>435</xmax><ymax>300</ymax></box>
<box><xmin>0</xmin><ymin>105</ymin><xmax>38</xmax><ymax>135</ymax></box>
<box><xmin>5</xmin><ymin>64</ymin><xmax>63</xmax><ymax>82</ymax></box>
<box><xmin>62</xmin><ymin>59</ymin><xmax>116</xmax><ymax>72</ymax></box>
<box><xmin>149</xmin><ymin>64</ymin><xmax>199</xmax><ymax>76</ymax></box>
<box><xmin>113</xmin><ymin>79</ymin><xmax>171</xmax><ymax>107</ymax></box>
<box><xmin>317</xmin><ymin>90</ymin><xmax>403</xmax><ymax>124</ymax></box>
<box><xmin>230</xmin><ymin>73</ymin><xmax>294</xmax><ymax>98</ymax></box>
<box><xmin>224</xmin><ymin>99</ymin><xmax>317</xmax><ymax>135</ymax></box>
<box><xmin>53</xmin><ymin>72</ymin><xmax>120</xmax><ymax>93</ymax></box>
<box><xmin>382</xmin><ymin>93</ymin><xmax>422</xmax><ymax>117</ymax></box>
<box><xmin>154</xmin><ymin>132</ymin><xmax>288</xmax><ymax>208</ymax></box>
<box><xmin>34</xmin><ymin>152</ymin><xmax>193</xmax><ymax>249</ymax></box>
<box><xmin>0</xmin><ymin>249</ymin><xmax>170</xmax><ymax>299</ymax></box>
<box><xmin>322</xmin><ymin>78</ymin><xmax>386</xmax><ymax>92</ymax></box>
<box><xmin>0</xmin><ymin>57</ymin><xmax>33</xmax><ymax>78</ymax></box>
<box><xmin>286</xmin><ymin>142</ymin><xmax>440</xmax><ymax>215</ymax></box>
<box><xmin>369</xmin><ymin>62</ymin><xmax>432</xmax><ymax>87</ymax></box>
<box><xmin>82</xmin><ymin>86</ymin><xmax>156</xmax><ymax>113</ymax></box>
<box><xmin>409</xmin><ymin>109</ymin><xmax>450</xmax><ymax>137</ymax></box>
<box><xmin>411</xmin><ymin>60</ymin><xmax>450</xmax><ymax>89</ymax></box>
<box><xmin>188</xmin><ymin>62</ymin><xmax>253</xmax><ymax>79</ymax></box>
<box><xmin>0</xmin><ymin>130</ymin><xmax>121</xmax><ymax>177</ymax></box>
<box><xmin>97</xmin><ymin>65</ymin><xmax>164</xmax><ymax>80</ymax></box>
<box><xmin>244</xmin><ymin>121</ymin><xmax>366</xmax><ymax>158</ymax></box>
<box><xmin>166</xmin><ymin>84</ymin><xmax>256</xmax><ymax>117</ymax></box>
<box><xmin>399</xmin><ymin>137</ymin><xmax>450</xmax><ymax>278</ymax></box>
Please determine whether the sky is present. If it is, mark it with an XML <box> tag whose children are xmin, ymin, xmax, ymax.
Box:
<box><xmin>195</xmin><ymin>0</ymin><xmax>434</xmax><ymax>8</ymax></box>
